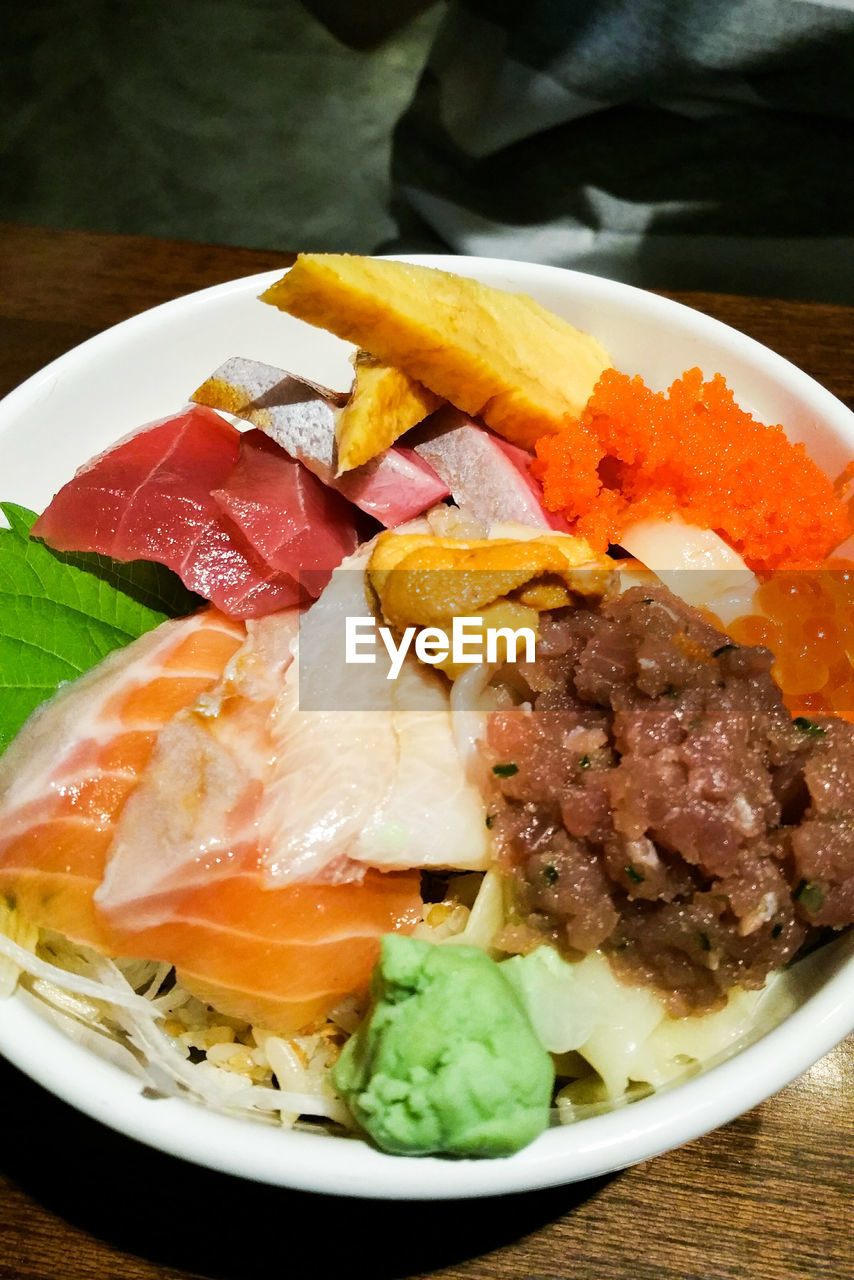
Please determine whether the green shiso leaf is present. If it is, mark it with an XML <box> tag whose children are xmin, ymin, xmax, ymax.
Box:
<box><xmin>0</xmin><ymin>502</ymin><xmax>198</xmax><ymax>753</ymax></box>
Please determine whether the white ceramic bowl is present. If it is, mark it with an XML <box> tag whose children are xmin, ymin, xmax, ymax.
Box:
<box><xmin>1</xmin><ymin>257</ymin><xmax>853</xmax><ymax>1199</ymax></box>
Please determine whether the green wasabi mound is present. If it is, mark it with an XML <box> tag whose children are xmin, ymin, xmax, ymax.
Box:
<box><xmin>331</xmin><ymin>934</ymin><xmax>555</xmax><ymax>1158</ymax></box>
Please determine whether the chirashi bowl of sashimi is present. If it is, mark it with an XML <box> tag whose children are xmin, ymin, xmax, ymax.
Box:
<box><xmin>0</xmin><ymin>254</ymin><xmax>853</xmax><ymax>1200</ymax></box>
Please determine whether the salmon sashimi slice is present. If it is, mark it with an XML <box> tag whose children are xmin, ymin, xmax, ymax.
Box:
<box><xmin>97</xmin><ymin>609</ymin><xmax>303</xmax><ymax>923</ymax></box>
<box><xmin>120</xmin><ymin>855</ymin><xmax>422</xmax><ymax>1034</ymax></box>
<box><xmin>93</xmin><ymin>604</ymin><xmax>421</xmax><ymax>1033</ymax></box>
<box><xmin>1</xmin><ymin>601</ymin><xmax>422</xmax><ymax>1034</ymax></box>
<box><xmin>0</xmin><ymin>609</ymin><xmax>246</xmax><ymax>951</ymax></box>
<box><xmin>96</xmin><ymin>628</ymin><xmax>422</xmax><ymax>1032</ymax></box>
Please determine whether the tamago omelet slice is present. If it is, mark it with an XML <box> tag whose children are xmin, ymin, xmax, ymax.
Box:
<box><xmin>336</xmin><ymin>352</ymin><xmax>442</xmax><ymax>473</ymax></box>
<box><xmin>261</xmin><ymin>255</ymin><xmax>612</xmax><ymax>450</ymax></box>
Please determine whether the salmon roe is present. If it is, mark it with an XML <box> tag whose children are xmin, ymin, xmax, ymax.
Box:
<box><xmin>533</xmin><ymin>368</ymin><xmax>850</xmax><ymax>569</ymax></box>
<box><xmin>728</xmin><ymin>561</ymin><xmax>854</xmax><ymax>721</ymax></box>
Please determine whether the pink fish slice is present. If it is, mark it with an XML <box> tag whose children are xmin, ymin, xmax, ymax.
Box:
<box><xmin>191</xmin><ymin>356</ymin><xmax>449</xmax><ymax>526</ymax></box>
<box><xmin>414</xmin><ymin>407</ymin><xmax>572</xmax><ymax>532</ymax></box>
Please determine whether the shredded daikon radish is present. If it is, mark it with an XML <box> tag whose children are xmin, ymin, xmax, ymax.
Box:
<box><xmin>0</xmin><ymin>932</ymin><xmax>160</xmax><ymax>1015</ymax></box>
<box><xmin>2</xmin><ymin>929</ymin><xmax>353</xmax><ymax>1130</ymax></box>
<box><xmin>0</xmin><ymin>899</ymin><xmax>38</xmax><ymax>998</ymax></box>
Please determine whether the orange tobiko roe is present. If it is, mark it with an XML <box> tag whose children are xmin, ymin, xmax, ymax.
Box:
<box><xmin>533</xmin><ymin>368</ymin><xmax>851</xmax><ymax>570</ymax></box>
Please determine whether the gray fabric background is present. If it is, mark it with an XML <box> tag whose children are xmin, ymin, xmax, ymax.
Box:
<box><xmin>2</xmin><ymin>1</ymin><xmax>852</xmax><ymax>300</ymax></box>
<box><xmin>0</xmin><ymin>2</ymin><xmax>439</xmax><ymax>253</ymax></box>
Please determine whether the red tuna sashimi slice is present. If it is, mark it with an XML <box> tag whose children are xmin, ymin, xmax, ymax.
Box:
<box><xmin>32</xmin><ymin>405</ymin><xmax>304</xmax><ymax>618</ymax></box>
<box><xmin>211</xmin><ymin>429</ymin><xmax>359</xmax><ymax>585</ymax></box>
<box><xmin>191</xmin><ymin>357</ymin><xmax>449</xmax><ymax>526</ymax></box>
<box><xmin>0</xmin><ymin>609</ymin><xmax>246</xmax><ymax>951</ymax></box>
<box><xmin>414</xmin><ymin>407</ymin><xmax>572</xmax><ymax>532</ymax></box>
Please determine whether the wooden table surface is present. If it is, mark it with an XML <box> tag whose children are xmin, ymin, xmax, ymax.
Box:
<box><xmin>0</xmin><ymin>222</ymin><xmax>851</xmax><ymax>1280</ymax></box>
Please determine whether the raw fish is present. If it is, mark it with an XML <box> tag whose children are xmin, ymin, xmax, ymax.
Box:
<box><xmin>98</xmin><ymin>544</ymin><xmax>490</xmax><ymax>922</ymax></box>
<box><xmin>265</xmin><ymin>546</ymin><xmax>491</xmax><ymax>882</ymax></box>
<box><xmin>133</xmin><ymin>862</ymin><xmax>422</xmax><ymax>1033</ymax></box>
<box><xmin>0</xmin><ymin>609</ymin><xmax>246</xmax><ymax>950</ymax></box>
<box><xmin>33</xmin><ymin>406</ymin><xmax>304</xmax><ymax>618</ymax></box>
<box><xmin>98</xmin><ymin>608</ymin><xmax>303</xmax><ymax>923</ymax></box>
<box><xmin>414</xmin><ymin>408</ymin><xmax>571</xmax><ymax>531</ymax></box>
<box><xmin>192</xmin><ymin>357</ymin><xmax>450</xmax><ymax>526</ymax></box>
<box><xmin>211</xmin><ymin>428</ymin><xmax>359</xmax><ymax>583</ymax></box>
<box><xmin>0</xmin><ymin>605</ymin><xmax>421</xmax><ymax>1033</ymax></box>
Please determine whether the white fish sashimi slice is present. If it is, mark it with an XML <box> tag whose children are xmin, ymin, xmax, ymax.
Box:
<box><xmin>260</xmin><ymin>700</ymin><xmax>400</xmax><ymax>885</ymax></box>
<box><xmin>96</xmin><ymin>610</ymin><xmax>301</xmax><ymax>926</ymax></box>
<box><xmin>193</xmin><ymin>356</ymin><xmax>345</xmax><ymax>479</ymax></box>
<box><xmin>617</xmin><ymin>516</ymin><xmax>758</xmax><ymax>624</ymax></box>
<box><xmin>194</xmin><ymin>354</ymin><xmax>349</xmax><ymax>407</ymax></box>
<box><xmin>259</xmin><ymin>541</ymin><xmax>399</xmax><ymax>884</ymax></box>
<box><xmin>354</xmin><ymin>658</ymin><xmax>490</xmax><ymax>873</ymax></box>
<box><xmin>261</xmin><ymin>535</ymin><xmax>488</xmax><ymax>881</ymax></box>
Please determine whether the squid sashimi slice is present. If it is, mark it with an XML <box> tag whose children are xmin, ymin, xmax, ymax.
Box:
<box><xmin>0</xmin><ymin>609</ymin><xmax>246</xmax><ymax>951</ymax></box>
<box><xmin>32</xmin><ymin>405</ymin><xmax>303</xmax><ymax>618</ymax></box>
<box><xmin>413</xmin><ymin>407</ymin><xmax>571</xmax><ymax>531</ymax></box>
<box><xmin>211</xmin><ymin>428</ymin><xmax>359</xmax><ymax>588</ymax></box>
<box><xmin>192</xmin><ymin>357</ymin><xmax>450</xmax><ymax>526</ymax></box>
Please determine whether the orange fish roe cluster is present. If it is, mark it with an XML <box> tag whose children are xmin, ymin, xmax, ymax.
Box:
<box><xmin>728</xmin><ymin>562</ymin><xmax>854</xmax><ymax>721</ymax></box>
<box><xmin>533</xmin><ymin>367</ymin><xmax>850</xmax><ymax>569</ymax></box>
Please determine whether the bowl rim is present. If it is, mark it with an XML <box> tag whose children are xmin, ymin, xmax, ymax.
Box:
<box><xmin>1</xmin><ymin>255</ymin><xmax>854</xmax><ymax>1200</ymax></box>
<box><xmin>0</xmin><ymin>933</ymin><xmax>852</xmax><ymax>1199</ymax></box>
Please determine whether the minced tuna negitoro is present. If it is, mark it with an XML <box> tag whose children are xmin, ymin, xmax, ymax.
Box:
<box><xmin>533</xmin><ymin>367</ymin><xmax>851</xmax><ymax>569</ymax></box>
<box><xmin>484</xmin><ymin>585</ymin><xmax>854</xmax><ymax>1017</ymax></box>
